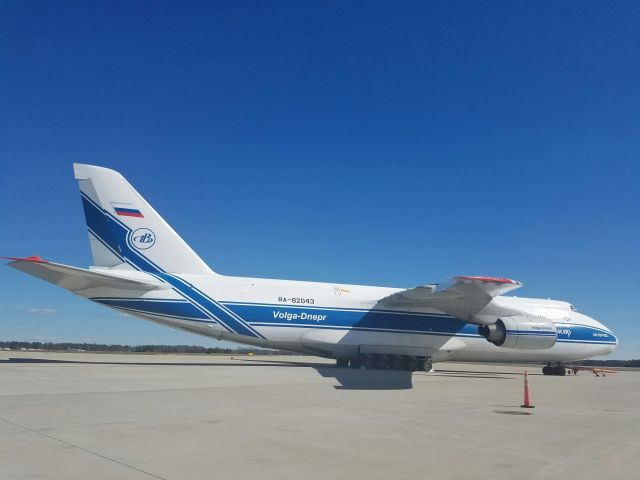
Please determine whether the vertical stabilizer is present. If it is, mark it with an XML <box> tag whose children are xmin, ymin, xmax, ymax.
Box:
<box><xmin>73</xmin><ymin>163</ymin><xmax>214</xmax><ymax>275</ymax></box>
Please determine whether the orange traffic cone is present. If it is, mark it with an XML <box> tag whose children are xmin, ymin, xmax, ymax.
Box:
<box><xmin>521</xmin><ymin>370</ymin><xmax>535</xmax><ymax>408</ymax></box>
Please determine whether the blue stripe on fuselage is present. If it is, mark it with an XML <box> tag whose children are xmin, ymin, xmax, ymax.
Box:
<box><xmin>87</xmin><ymin>297</ymin><xmax>617</xmax><ymax>345</ymax></box>
<box><xmin>93</xmin><ymin>297</ymin><xmax>209</xmax><ymax>321</ymax></box>
<box><xmin>226</xmin><ymin>302</ymin><xmax>473</xmax><ymax>336</ymax></box>
<box><xmin>154</xmin><ymin>273</ymin><xmax>266</xmax><ymax>338</ymax></box>
<box><xmin>224</xmin><ymin>303</ymin><xmax>616</xmax><ymax>344</ymax></box>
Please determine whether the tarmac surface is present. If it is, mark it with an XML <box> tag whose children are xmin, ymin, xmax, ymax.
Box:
<box><xmin>0</xmin><ymin>351</ymin><xmax>638</xmax><ymax>480</ymax></box>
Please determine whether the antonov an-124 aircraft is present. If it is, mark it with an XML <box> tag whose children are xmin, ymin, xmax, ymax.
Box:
<box><xmin>6</xmin><ymin>164</ymin><xmax>618</xmax><ymax>375</ymax></box>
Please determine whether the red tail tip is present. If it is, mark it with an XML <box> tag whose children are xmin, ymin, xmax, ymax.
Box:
<box><xmin>3</xmin><ymin>255</ymin><xmax>48</xmax><ymax>263</ymax></box>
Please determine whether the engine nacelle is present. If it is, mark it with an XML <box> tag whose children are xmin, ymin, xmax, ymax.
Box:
<box><xmin>478</xmin><ymin>316</ymin><xmax>557</xmax><ymax>350</ymax></box>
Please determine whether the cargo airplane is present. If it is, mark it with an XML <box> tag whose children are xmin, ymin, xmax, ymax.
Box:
<box><xmin>6</xmin><ymin>164</ymin><xmax>618</xmax><ymax>374</ymax></box>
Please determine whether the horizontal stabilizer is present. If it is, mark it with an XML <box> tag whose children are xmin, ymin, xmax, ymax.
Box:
<box><xmin>6</xmin><ymin>257</ymin><xmax>166</xmax><ymax>294</ymax></box>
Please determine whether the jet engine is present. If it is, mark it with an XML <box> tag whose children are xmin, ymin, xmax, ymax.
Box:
<box><xmin>478</xmin><ymin>316</ymin><xmax>557</xmax><ymax>350</ymax></box>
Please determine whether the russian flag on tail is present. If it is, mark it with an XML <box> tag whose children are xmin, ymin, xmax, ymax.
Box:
<box><xmin>114</xmin><ymin>207</ymin><xmax>144</xmax><ymax>218</ymax></box>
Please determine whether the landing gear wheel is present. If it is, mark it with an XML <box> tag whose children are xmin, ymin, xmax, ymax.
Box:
<box><xmin>336</xmin><ymin>358</ymin><xmax>349</xmax><ymax>368</ymax></box>
<box><xmin>420</xmin><ymin>358</ymin><xmax>433</xmax><ymax>372</ymax></box>
<box><xmin>542</xmin><ymin>366</ymin><xmax>551</xmax><ymax>375</ymax></box>
<box><xmin>555</xmin><ymin>365</ymin><xmax>566</xmax><ymax>376</ymax></box>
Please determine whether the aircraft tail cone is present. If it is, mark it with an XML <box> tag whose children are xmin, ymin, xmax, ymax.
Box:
<box><xmin>521</xmin><ymin>370</ymin><xmax>535</xmax><ymax>408</ymax></box>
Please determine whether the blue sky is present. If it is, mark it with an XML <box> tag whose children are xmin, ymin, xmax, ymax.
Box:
<box><xmin>1</xmin><ymin>1</ymin><xmax>638</xmax><ymax>358</ymax></box>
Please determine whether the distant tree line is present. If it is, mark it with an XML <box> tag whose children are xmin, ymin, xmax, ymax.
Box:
<box><xmin>567</xmin><ymin>359</ymin><xmax>640</xmax><ymax>368</ymax></box>
<box><xmin>0</xmin><ymin>341</ymin><xmax>299</xmax><ymax>355</ymax></box>
<box><xmin>1</xmin><ymin>341</ymin><xmax>636</xmax><ymax>365</ymax></box>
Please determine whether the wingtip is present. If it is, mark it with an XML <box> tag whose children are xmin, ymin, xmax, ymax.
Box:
<box><xmin>455</xmin><ymin>275</ymin><xmax>520</xmax><ymax>285</ymax></box>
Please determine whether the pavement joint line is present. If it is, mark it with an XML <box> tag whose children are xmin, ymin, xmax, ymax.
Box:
<box><xmin>0</xmin><ymin>416</ymin><xmax>167</xmax><ymax>480</ymax></box>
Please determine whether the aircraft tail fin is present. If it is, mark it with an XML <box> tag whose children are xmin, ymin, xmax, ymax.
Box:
<box><xmin>73</xmin><ymin>164</ymin><xmax>214</xmax><ymax>275</ymax></box>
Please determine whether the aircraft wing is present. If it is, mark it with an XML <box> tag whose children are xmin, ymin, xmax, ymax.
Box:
<box><xmin>382</xmin><ymin>276</ymin><xmax>522</xmax><ymax>324</ymax></box>
<box><xmin>5</xmin><ymin>256</ymin><xmax>166</xmax><ymax>293</ymax></box>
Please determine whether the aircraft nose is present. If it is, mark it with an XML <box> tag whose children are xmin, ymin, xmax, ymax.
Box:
<box><xmin>575</xmin><ymin>312</ymin><xmax>618</xmax><ymax>354</ymax></box>
<box><xmin>594</xmin><ymin>319</ymin><xmax>618</xmax><ymax>353</ymax></box>
<box><xmin>606</xmin><ymin>337</ymin><xmax>618</xmax><ymax>355</ymax></box>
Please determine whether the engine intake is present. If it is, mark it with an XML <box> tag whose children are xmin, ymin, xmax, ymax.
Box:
<box><xmin>478</xmin><ymin>316</ymin><xmax>557</xmax><ymax>350</ymax></box>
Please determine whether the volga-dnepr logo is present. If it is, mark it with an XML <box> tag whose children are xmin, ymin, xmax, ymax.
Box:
<box><xmin>130</xmin><ymin>228</ymin><xmax>156</xmax><ymax>250</ymax></box>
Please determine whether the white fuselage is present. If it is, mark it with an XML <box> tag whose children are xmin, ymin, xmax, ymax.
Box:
<box><xmin>87</xmin><ymin>272</ymin><xmax>618</xmax><ymax>363</ymax></box>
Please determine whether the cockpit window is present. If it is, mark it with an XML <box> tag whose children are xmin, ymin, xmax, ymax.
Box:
<box><xmin>570</xmin><ymin>304</ymin><xmax>577</xmax><ymax>311</ymax></box>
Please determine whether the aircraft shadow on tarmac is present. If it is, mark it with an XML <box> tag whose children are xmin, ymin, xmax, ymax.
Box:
<box><xmin>243</xmin><ymin>359</ymin><xmax>516</xmax><ymax>389</ymax></box>
<box><xmin>316</xmin><ymin>367</ymin><xmax>514</xmax><ymax>389</ymax></box>
<box><xmin>2</xmin><ymin>357</ymin><xmax>516</xmax><ymax>390</ymax></box>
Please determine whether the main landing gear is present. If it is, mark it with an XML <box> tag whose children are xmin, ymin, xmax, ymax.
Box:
<box><xmin>336</xmin><ymin>354</ymin><xmax>433</xmax><ymax>372</ymax></box>
<box><xmin>542</xmin><ymin>364</ymin><xmax>566</xmax><ymax>376</ymax></box>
